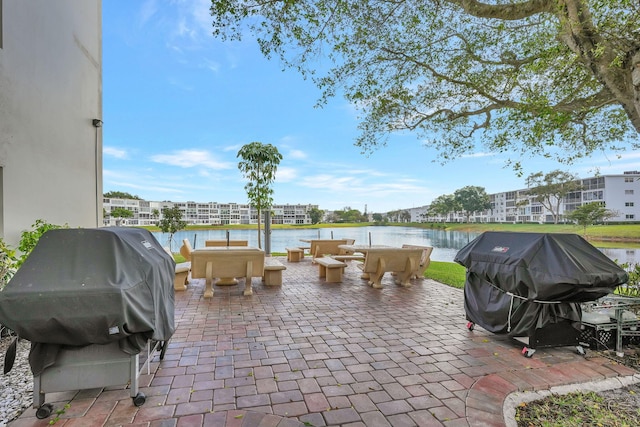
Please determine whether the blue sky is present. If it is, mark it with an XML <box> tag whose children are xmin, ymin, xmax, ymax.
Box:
<box><xmin>102</xmin><ymin>1</ymin><xmax>640</xmax><ymax>214</ymax></box>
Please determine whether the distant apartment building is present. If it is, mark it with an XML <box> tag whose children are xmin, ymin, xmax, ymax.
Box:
<box><xmin>103</xmin><ymin>198</ymin><xmax>319</xmax><ymax>226</ymax></box>
<box><xmin>403</xmin><ymin>171</ymin><xmax>640</xmax><ymax>223</ymax></box>
<box><xmin>0</xmin><ymin>1</ymin><xmax>103</xmax><ymax>247</ymax></box>
<box><xmin>105</xmin><ymin>171</ymin><xmax>639</xmax><ymax>227</ymax></box>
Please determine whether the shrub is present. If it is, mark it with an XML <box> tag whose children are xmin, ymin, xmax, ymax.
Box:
<box><xmin>617</xmin><ymin>262</ymin><xmax>640</xmax><ymax>298</ymax></box>
<box><xmin>0</xmin><ymin>239</ymin><xmax>17</xmax><ymax>291</ymax></box>
<box><xmin>0</xmin><ymin>220</ymin><xmax>68</xmax><ymax>289</ymax></box>
<box><xmin>16</xmin><ymin>219</ymin><xmax>68</xmax><ymax>268</ymax></box>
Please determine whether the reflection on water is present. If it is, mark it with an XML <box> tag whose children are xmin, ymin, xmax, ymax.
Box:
<box><xmin>152</xmin><ymin>226</ymin><xmax>640</xmax><ymax>264</ymax></box>
<box><xmin>598</xmin><ymin>248</ymin><xmax>639</xmax><ymax>265</ymax></box>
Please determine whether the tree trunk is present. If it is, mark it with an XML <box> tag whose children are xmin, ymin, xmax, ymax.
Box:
<box><xmin>631</xmin><ymin>51</ymin><xmax>640</xmax><ymax>133</ymax></box>
<box><xmin>257</xmin><ymin>209</ymin><xmax>262</xmax><ymax>249</ymax></box>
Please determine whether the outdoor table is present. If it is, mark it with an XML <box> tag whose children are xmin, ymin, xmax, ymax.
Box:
<box><xmin>337</xmin><ymin>244</ymin><xmax>392</xmax><ymax>254</ymax></box>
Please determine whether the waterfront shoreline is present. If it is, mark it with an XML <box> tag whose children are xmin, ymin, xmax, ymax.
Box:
<box><xmin>142</xmin><ymin>222</ymin><xmax>640</xmax><ymax>246</ymax></box>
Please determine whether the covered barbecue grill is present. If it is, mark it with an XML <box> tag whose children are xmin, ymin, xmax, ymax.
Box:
<box><xmin>454</xmin><ymin>232</ymin><xmax>628</xmax><ymax>357</ymax></box>
<box><xmin>0</xmin><ymin>227</ymin><xmax>175</xmax><ymax>416</ymax></box>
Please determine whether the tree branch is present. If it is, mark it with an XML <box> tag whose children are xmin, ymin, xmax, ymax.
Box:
<box><xmin>450</xmin><ymin>0</ymin><xmax>555</xmax><ymax>20</ymax></box>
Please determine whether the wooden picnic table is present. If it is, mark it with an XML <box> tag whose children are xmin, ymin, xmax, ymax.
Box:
<box><xmin>353</xmin><ymin>247</ymin><xmax>423</xmax><ymax>288</ymax></box>
<box><xmin>193</xmin><ymin>246</ymin><xmax>261</xmax><ymax>286</ymax></box>
<box><xmin>337</xmin><ymin>244</ymin><xmax>392</xmax><ymax>280</ymax></box>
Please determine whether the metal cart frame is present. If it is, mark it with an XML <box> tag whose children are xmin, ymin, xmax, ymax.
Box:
<box><xmin>33</xmin><ymin>339</ymin><xmax>167</xmax><ymax>419</ymax></box>
<box><xmin>581</xmin><ymin>295</ymin><xmax>640</xmax><ymax>356</ymax></box>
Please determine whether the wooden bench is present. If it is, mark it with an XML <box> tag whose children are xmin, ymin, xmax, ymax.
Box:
<box><xmin>190</xmin><ymin>249</ymin><xmax>265</xmax><ymax>298</ymax></box>
<box><xmin>165</xmin><ymin>246</ymin><xmax>192</xmax><ymax>291</ymax></box>
<box><xmin>263</xmin><ymin>257</ymin><xmax>286</xmax><ymax>286</ymax></box>
<box><xmin>286</xmin><ymin>247</ymin><xmax>304</xmax><ymax>262</ymax></box>
<box><xmin>315</xmin><ymin>257</ymin><xmax>347</xmax><ymax>283</ymax></box>
<box><xmin>401</xmin><ymin>244</ymin><xmax>434</xmax><ymax>279</ymax></box>
<box><xmin>356</xmin><ymin>248</ymin><xmax>423</xmax><ymax>288</ymax></box>
<box><xmin>174</xmin><ymin>262</ymin><xmax>191</xmax><ymax>291</ymax></box>
<box><xmin>205</xmin><ymin>239</ymin><xmax>248</xmax><ymax>247</ymax></box>
<box><xmin>331</xmin><ymin>254</ymin><xmax>365</xmax><ymax>262</ymax></box>
<box><xmin>180</xmin><ymin>238</ymin><xmax>194</xmax><ymax>260</ymax></box>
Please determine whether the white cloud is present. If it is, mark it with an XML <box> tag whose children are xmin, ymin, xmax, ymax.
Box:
<box><xmin>223</xmin><ymin>143</ymin><xmax>244</xmax><ymax>152</ymax></box>
<box><xmin>461</xmin><ymin>152</ymin><xmax>497</xmax><ymax>158</ymax></box>
<box><xmin>275</xmin><ymin>167</ymin><xmax>297</xmax><ymax>182</ymax></box>
<box><xmin>103</xmin><ymin>146</ymin><xmax>128</xmax><ymax>159</ymax></box>
<box><xmin>139</xmin><ymin>0</ymin><xmax>158</xmax><ymax>26</ymax></box>
<box><xmin>288</xmin><ymin>149</ymin><xmax>307</xmax><ymax>160</ymax></box>
<box><xmin>167</xmin><ymin>76</ymin><xmax>194</xmax><ymax>91</ymax></box>
<box><xmin>150</xmin><ymin>149</ymin><xmax>235</xmax><ymax>169</ymax></box>
<box><xmin>108</xmin><ymin>180</ymin><xmax>186</xmax><ymax>194</ymax></box>
<box><xmin>301</xmin><ymin>174</ymin><xmax>365</xmax><ymax>191</ymax></box>
<box><xmin>341</xmin><ymin>167</ymin><xmax>388</xmax><ymax>177</ymax></box>
<box><xmin>202</xmin><ymin>59</ymin><xmax>221</xmax><ymax>73</ymax></box>
<box><xmin>574</xmin><ymin>151</ymin><xmax>640</xmax><ymax>175</ymax></box>
<box><xmin>189</xmin><ymin>0</ymin><xmax>214</xmax><ymax>37</ymax></box>
<box><xmin>168</xmin><ymin>0</ymin><xmax>213</xmax><ymax>42</ymax></box>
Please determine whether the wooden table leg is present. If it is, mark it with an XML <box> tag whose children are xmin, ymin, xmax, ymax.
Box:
<box><xmin>243</xmin><ymin>261</ymin><xmax>253</xmax><ymax>296</ymax></box>
<box><xmin>204</xmin><ymin>262</ymin><xmax>214</xmax><ymax>298</ymax></box>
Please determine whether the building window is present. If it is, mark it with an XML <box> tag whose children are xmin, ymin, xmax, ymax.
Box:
<box><xmin>582</xmin><ymin>177</ymin><xmax>604</xmax><ymax>190</ymax></box>
<box><xmin>626</xmin><ymin>214</ymin><xmax>635</xmax><ymax>219</ymax></box>
<box><xmin>625</xmin><ymin>177</ymin><xmax>634</xmax><ymax>183</ymax></box>
<box><xmin>583</xmin><ymin>190</ymin><xmax>604</xmax><ymax>201</ymax></box>
<box><xmin>564</xmin><ymin>191</ymin><xmax>582</xmax><ymax>202</ymax></box>
<box><xmin>625</xmin><ymin>190</ymin><xmax>634</xmax><ymax>195</ymax></box>
<box><xmin>625</xmin><ymin>202</ymin><xmax>635</xmax><ymax>207</ymax></box>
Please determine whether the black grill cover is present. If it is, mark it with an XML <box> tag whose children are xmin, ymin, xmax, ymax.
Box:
<box><xmin>0</xmin><ymin>228</ymin><xmax>175</xmax><ymax>367</ymax></box>
<box><xmin>454</xmin><ymin>232</ymin><xmax>628</xmax><ymax>337</ymax></box>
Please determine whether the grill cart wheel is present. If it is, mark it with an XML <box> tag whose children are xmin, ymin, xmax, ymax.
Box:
<box><xmin>159</xmin><ymin>340</ymin><xmax>168</xmax><ymax>360</ymax></box>
<box><xmin>36</xmin><ymin>403</ymin><xmax>53</xmax><ymax>419</ymax></box>
<box><xmin>576</xmin><ymin>345</ymin><xmax>586</xmax><ymax>356</ymax></box>
<box><xmin>521</xmin><ymin>347</ymin><xmax>536</xmax><ymax>358</ymax></box>
<box><xmin>133</xmin><ymin>392</ymin><xmax>146</xmax><ymax>407</ymax></box>
<box><xmin>466</xmin><ymin>322</ymin><xmax>475</xmax><ymax>331</ymax></box>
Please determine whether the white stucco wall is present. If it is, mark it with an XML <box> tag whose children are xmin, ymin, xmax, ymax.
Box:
<box><xmin>603</xmin><ymin>175</ymin><xmax>640</xmax><ymax>221</ymax></box>
<box><xmin>0</xmin><ymin>1</ymin><xmax>102</xmax><ymax>247</ymax></box>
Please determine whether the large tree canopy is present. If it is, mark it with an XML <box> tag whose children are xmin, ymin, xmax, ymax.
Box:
<box><xmin>211</xmin><ymin>0</ymin><xmax>640</xmax><ymax>170</ymax></box>
<box><xmin>526</xmin><ymin>169</ymin><xmax>582</xmax><ymax>223</ymax></box>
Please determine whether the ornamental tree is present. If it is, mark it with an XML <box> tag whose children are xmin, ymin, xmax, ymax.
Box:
<box><xmin>526</xmin><ymin>170</ymin><xmax>583</xmax><ymax>224</ymax></box>
<box><xmin>427</xmin><ymin>194</ymin><xmax>460</xmax><ymax>222</ymax></box>
<box><xmin>567</xmin><ymin>202</ymin><xmax>617</xmax><ymax>235</ymax></box>
<box><xmin>308</xmin><ymin>207</ymin><xmax>325</xmax><ymax>224</ymax></box>
<box><xmin>159</xmin><ymin>206</ymin><xmax>187</xmax><ymax>252</ymax></box>
<box><xmin>454</xmin><ymin>186</ymin><xmax>492</xmax><ymax>222</ymax></box>
<box><xmin>110</xmin><ymin>207</ymin><xmax>134</xmax><ymax>227</ymax></box>
<box><xmin>211</xmin><ymin>0</ymin><xmax>640</xmax><ymax>171</ymax></box>
<box><xmin>237</xmin><ymin>142</ymin><xmax>283</xmax><ymax>249</ymax></box>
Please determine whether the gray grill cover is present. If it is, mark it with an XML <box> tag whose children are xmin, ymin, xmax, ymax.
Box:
<box><xmin>454</xmin><ymin>232</ymin><xmax>628</xmax><ymax>336</ymax></box>
<box><xmin>0</xmin><ymin>228</ymin><xmax>175</xmax><ymax>371</ymax></box>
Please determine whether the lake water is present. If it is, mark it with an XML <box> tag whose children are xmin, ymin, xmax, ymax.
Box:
<box><xmin>152</xmin><ymin>226</ymin><xmax>640</xmax><ymax>264</ymax></box>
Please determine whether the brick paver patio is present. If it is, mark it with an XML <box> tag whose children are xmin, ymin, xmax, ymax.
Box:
<box><xmin>9</xmin><ymin>256</ymin><xmax>639</xmax><ymax>427</ymax></box>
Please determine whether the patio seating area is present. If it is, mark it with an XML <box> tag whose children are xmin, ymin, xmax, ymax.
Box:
<box><xmin>9</xmin><ymin>256</ymin><xmax>639</xmax><ymax>427</ymax></box>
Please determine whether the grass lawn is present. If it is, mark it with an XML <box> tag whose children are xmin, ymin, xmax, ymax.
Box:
<box><xmin>437</xmin><ymin>222</ymin><xmax>640</xmax><ymax>241</ymax></box>
<box><xmin>423</xmin><ymin>261</ymin><xmax>466</xmax><ymax>288</ymax></box>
